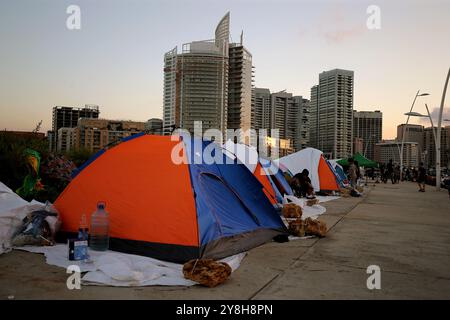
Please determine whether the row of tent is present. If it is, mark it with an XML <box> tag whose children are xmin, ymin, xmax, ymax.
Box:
<box><xmin>54</xmin><ymin>134</ymin><xmax>350</xmax><ymax>263</ymax></box>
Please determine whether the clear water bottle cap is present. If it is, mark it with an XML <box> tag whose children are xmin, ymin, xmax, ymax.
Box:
<box><xmin>97</xmin><ymin>201</ymin><xmax>106</xmax><ymax>210</ymax></box>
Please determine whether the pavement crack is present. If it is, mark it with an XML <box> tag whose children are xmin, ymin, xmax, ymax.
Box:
<box><xmin>248</xmin><ymin>274</ymin><xmax>281</xmax><ymax>300</ymax></box>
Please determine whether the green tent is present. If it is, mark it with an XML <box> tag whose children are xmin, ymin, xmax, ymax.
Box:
<box><xmin>337</xmin><ymin>153</ymin><xmax>378</xmax><ymax>168</ymax></box>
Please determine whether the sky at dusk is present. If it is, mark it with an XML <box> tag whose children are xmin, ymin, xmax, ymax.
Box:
<box><xmin>1</xmin><ymin>0</ymin><xmax>449</xmax><ymax>139</ymax></box>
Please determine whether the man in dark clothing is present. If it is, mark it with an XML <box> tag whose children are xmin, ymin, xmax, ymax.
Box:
<box><xmin>386</xmin><ymin>159</ymin><xmax>394</xmax><ymax>184</ymax></box>
<box><xmin>290</xmin><ymin>169</ymin><xmax>315</xmax><ymax>198</ymax></box>
<box><xmin>417</xmin><ymin>162</ymin><xmax>426</xmax><ymax>192</ymax></box>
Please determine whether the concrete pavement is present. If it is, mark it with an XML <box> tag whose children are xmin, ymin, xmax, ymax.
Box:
<box><xmin>1</xmin><ymin>182</ymin><xmax>449</xmax><ymax>299</ymax></box>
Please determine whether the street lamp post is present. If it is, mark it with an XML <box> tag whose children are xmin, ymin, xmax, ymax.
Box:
<box><xmin>363</xmin><ymin>134</ymin><xmax>377</xmax><ymax>158</ymax></box>
<box><xmin>405</xmin><ymin>103</ymin><xmax>450</xmax><ymax>191</ymax></box>
<box><xmin>435</xmin><ymin>67</ymin><xmax>450</xmax><ymax>191</ymax></box>
<box><xmin>400</xmin><ymin>91</ymin><xmax>429</xmax><ymax>180</ymax></box>
<box><xmin>405</xmin><ymin>107</ymin><xmax>437</xmax><ymax>173</ymax></box>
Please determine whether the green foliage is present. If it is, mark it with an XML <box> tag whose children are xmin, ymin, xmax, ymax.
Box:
<box><xmin>66</xmin><ymin>148</ymin><xmax>94</xmax><ymax>167</ymax></box>
<box><xmin>0</xmin><ymin>132</ymin><xmax>48</xmax><ymax>192</ymax></box>
<box><xmin>0</xmin><ymin>132</ymin><xmax>96</xmax><ymax>202</ymax></box>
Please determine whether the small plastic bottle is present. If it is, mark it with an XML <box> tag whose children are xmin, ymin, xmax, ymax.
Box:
<box><xmin>89</xmin><ymin>202</ymin><xmax>109</xmax><ymax>251</ymax></box>
<box><xmin>78</xmin><ymin>213</ymin><xmax>89</xmax><ymax>262</ymax></box>
<box><xmin>78</xmin><ymin>213</ymin><xmax>89</xmax><ymax>241</ymax></box>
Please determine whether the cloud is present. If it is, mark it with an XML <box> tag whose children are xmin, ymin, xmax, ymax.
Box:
<box><xmin>317</xmin><ymin>3</ymin><xmax>367</xmax><ymax>45</ymax></box>
<box><xmin>418</xmin><ymin>107</ymin><xmax>450</xmax><ymax>125</ymax></box>
<box><xmin>322</xmin><ymin>26</ymin><xmax>365</xmax><ymax>44</ymax></box>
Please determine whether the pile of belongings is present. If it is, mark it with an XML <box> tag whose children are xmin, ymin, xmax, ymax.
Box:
<box><xmin>340</xmin><ymin>188</ymin><xmax>352</xmax><ymax>198</ymax></box>
<box><xmin>1</xmin><ymin>181</ymin><xmax>60</xmax><ymax>255</ymax></box>
<box><xmin>281</xmin><ymin>203</ymin><xmax>327</xmax><ymax>238</ymax></box>
<box><xmin>11</xmin><ymin>202</ymin><xmax>60</xmax><ymax>247</ymax></box>
<box><xmin>339</xmin><ymin>187</ymin><xmax>362</xmax><ymax>198</ymax></box>
<box><xmin>306</xmin><ymin>198</ymin><xmax>320</xmax><ymax>206</ymax></box>
<box><xmin>183</xmin><ymin>259</ymin><xmax>232</xmax><ymax>287</ymax></box>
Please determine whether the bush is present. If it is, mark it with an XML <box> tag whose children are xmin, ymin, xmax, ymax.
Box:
<box><xmin>66</xmin><ymin>148</ymin><xmax>94</xmax><ymax>167</ymax></box>
<box><xmin>0</xmin><ymin>132</ymin><xmax>49</xmax><ymax>192</ymax></box>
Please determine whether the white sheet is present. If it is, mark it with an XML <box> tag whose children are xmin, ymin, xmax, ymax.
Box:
<box><xmin>17</xmin><ymin>245</ymin><xmax>246</xmax><ymax>287</ymax></box>
<box><xmin>282</xmin><ymin>194</ymin><xmax>339</xmax><ymax>220</ymax></box>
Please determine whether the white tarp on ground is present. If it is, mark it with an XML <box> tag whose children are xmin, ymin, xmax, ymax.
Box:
<box><xmin>277</xmin><ymin>148</ymin><xmax>323</xmax><ymax>192</ymax></box>
<box><xmin>283</xmin><ymin>195</ymin><xmax>340</xmax><ymax>220</ymax></box>
<box><xmin>18</xmin><ymin>245</ymin><xmax>246</xmax><ymax>287</ymax></box>
<box><xmin>0</xmin><ymin>182</ymin><xmax>46</xmax><ymax>255</ymax></box>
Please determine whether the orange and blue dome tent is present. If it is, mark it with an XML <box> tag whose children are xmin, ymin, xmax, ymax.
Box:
<box><xmin>55</xmin><ymin>133</ymin><xmax>287</xmax><ymax>263</ymax></box>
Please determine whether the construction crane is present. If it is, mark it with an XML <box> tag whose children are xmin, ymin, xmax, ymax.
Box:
<box><xmin>32</xmin><ymin>120</ymin><xmax>43</xmax><ymax>133</ymax></box>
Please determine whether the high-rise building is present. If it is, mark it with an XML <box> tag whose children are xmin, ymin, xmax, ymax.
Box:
<box><xmin>396</xmin><ymin>124</ymin><xmax>424</xmax><ymax>157</ymax></box>
<box><xmin>162</xmin><ymin>12</ymin><xmax>253</xmax><ymax>143</ymax></box>
<box><xmin>51</xmin><ymin>105</ymin><xmax>100</xmax><ymax>151</ymax></box>
<box><xmin>252</xmin><ymin>88</ymin><xmax>309</xmax><ymax>153</ymax></box>
<box><xmin>292</xmin><ymin>96</ymin><xmax>310</xmax><ymax>151</ymax></box>
<box><xmin>309</xmin><ymin>69</ymin><xmax>354</xmax><ymax>159</ymax></box>
<box><xmin>353</xmin><ymin>110</ymin><xmax>383</xmax><ymax>160</ymax></box>
<box><xmin>374</xmin><ymin>141</ymin><xmax>419</xmax><ymax>168</ymax></box>
<box><xmin>309</xmin><ymin>85</ymin><xmax>319</xmax><ymax>150</ymax></box>
<box><xmin>423</xmin><ymin>126</ymin><xmax>450</xmax><ymax>169</ymax></box>
<box><xmin>252</xmin><ymin>88</ymin><xmax>271</xmax><ymax>130</ymax></box>
<box><xmin>228</xmin><ymin>38</ymin><xmax>254</xmax><ymax>143</ymax></box>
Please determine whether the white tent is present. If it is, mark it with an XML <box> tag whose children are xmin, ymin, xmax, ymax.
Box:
<box><xmin>222</xmin><ymin>140</ymin><xmax>260</xmax><ymax>173</ymax></box>
<box><xmin>277</xmin><ymin>148</ymin><xmax>323</xmax><ymax>192</ymax></box>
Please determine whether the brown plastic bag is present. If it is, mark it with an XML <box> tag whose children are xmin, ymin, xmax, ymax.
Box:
<box><xmin>282</xmin><ymin>203</ymin><xmax>302</xmax><ymax>219</ymax></box>
<box><xmin>183</xmin><ymin>259</ymin><xmax>232</xmax><ymax>287</ymax></box>
<box><xmin>304</xmin><ymin>217</ymin><xmax>327</xmax><ymax>237</ymax></box>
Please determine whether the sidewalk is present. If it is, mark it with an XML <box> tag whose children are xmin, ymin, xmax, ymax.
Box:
<box><xmin>1</xmin><ymin>182</ymin><xmax>449</xmax><ymax>299</ymax></box>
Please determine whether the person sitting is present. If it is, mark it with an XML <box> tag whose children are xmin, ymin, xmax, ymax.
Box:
<box><xmin>290</xmin><ymin>169</ymin><xmax>315</xmax><ymax>199</ymax></box>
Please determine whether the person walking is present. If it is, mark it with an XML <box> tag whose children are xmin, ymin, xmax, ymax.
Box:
<box><xmin>348</xmin><ymin>158</ymin><xmax>358</xmax><ymax>189</ymax></box>
<box><xmin>417</xmin><ymin>162</ymin><xmax>427</xmax><ymax>192</ymax></box>
<box><xmin>393</xmin><ymin>164</ymin><xmax>401</xmax><ymax>184</ymax></box>
<box><xmin>387</xmin><ymin>159</ymin><xmax>394</xmax><ymax>184</ymax></box>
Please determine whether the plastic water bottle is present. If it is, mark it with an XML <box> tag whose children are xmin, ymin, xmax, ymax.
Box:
<box><xmin>89</xmin><ymin>202</ymin><xmax>109</xmax><ymax>251</ymax></box>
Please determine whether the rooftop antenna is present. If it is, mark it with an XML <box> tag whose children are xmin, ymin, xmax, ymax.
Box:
<box><xmin>240</xmin><ymin>30</ymin><xmax>243</xmax><ymax>45</ymax></box>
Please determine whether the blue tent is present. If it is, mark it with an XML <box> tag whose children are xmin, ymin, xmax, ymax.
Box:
<box><xmin>332</xmin><ymin>162</ymin><xmax>347</xmax><ymax>186</ymax></box>
<box><xmin>260</xmin><ymin>158</ymin><xmax>294</xmax><ymax>203</ymax></box>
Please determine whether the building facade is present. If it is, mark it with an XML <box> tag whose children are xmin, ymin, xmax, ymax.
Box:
<box><xmin>252</xmin><ymin>88</ymin><xmax>271</xmax><ymax>131</ymax></box>
<box><xmin>51</xmin><ymin>105</ymin><xmax>100</xmax><ymax>151</ymax></box>
<box><xmin>65</xmin><ymin>118</ymin><xmax>146</xmax><ymax>153</ymax></box>
<box><xmin>396</xmin><ymin>124</ymin><xmax>424</xmax><ymax>158</ymax></box>
<box><xmin>374</xmin><ymin>141</ymin><xmax>419</xmax><ymax>168</ymax></box>
<box><xmin>145</xmin><ymin>118</ymin><xmax>163</xmax><ymax>135</ymax></box>
<box><xmin>252</xmin><ymin>88</ymin><xmax>309</xmax><ymax>154</ymax></box>
<box><xmin>56</xmin><ymin>127</ymin><xmax>75</xmax><ymax>153</ymax></box>
<box><xmin>353</xmin><ymin>110</ymin><xmax>382</xmax><ymax>160</ymax></box>
<box><xmin>309</xmin><ymin>69</ymin><xmax>354</xmax><ymax>159</ymax></box>
<box><xmin>423</xmin><ymin>126</ymin><xmax>450</xmax><ymax>169</ymax></box>
<box><xmin>353</xmin><ymin>137</ymin><xmax>364</xmax><ymax>154</ymax></box>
